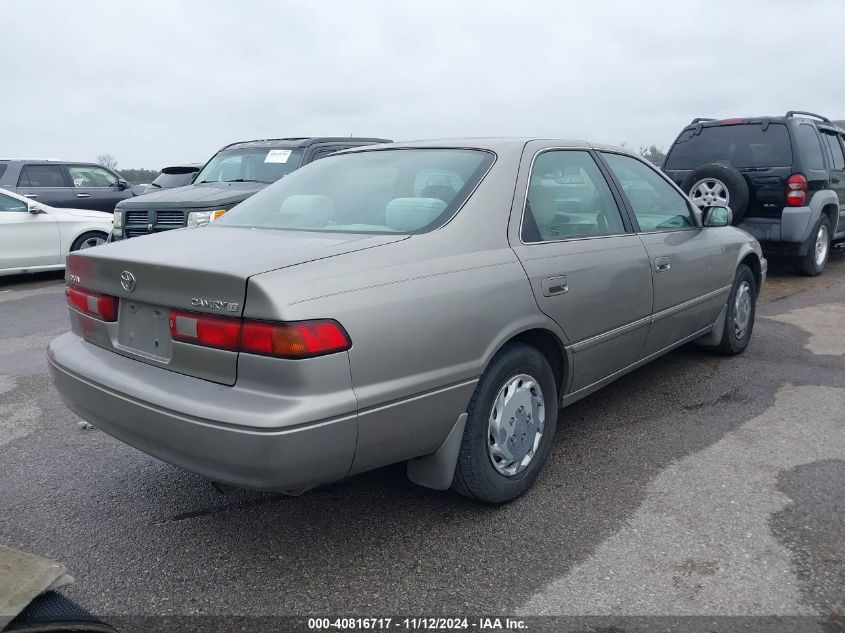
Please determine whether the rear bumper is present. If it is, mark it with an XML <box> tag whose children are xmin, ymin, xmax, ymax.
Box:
<box><xmin>47</xmin><ymin>333</ymin><xmax>357</xmax><ymax>491</ymax></box>
<box><xmin>738</xmin><ymin>206</ymin><xmax>812</xmax><ymax>244</ymax></box>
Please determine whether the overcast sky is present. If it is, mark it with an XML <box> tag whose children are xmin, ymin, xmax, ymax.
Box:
<box><xmin>4</xmin><ymin>0</ymin><xmax>844</xmax><ymax>169</ymax></box>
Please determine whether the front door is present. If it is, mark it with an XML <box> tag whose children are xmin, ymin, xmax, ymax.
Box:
<box><xmin>67</xmin><ymin>164</ymin><xmax>133</xmax><ymax>212</ymax></box>
<box><xmin>509</xmin><ymin>146</ymin><xmax>654</xmax><ymax>392</ymax></box>
<box><xmin>0</xmin><ymin>192</ymin><xmax>60</xmax><ymax>271</ymax></box>
<box><xmin>599</xmin><ymin>151</ymin><xmax>733</xmax><ymax>356</ymax></box>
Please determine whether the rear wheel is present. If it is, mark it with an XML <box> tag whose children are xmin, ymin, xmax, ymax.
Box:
<box><xmin>795</xmin><ymin>215</ymin><xmax>830</xmax><ymax>276</ymax></box>
<box><xmin>712</xmin><ymin>264</ymin><xmax>757</xmax><ymax>356</ymax></box>
<box><xmin>70</xmin><ymin>231</ymin><xmax>108</xmax><ymax>252</ymax></box>
<box><xmin>452</xmin><ymin>342</ymin><xmax>558</xmax><ymax>504</ymax></box>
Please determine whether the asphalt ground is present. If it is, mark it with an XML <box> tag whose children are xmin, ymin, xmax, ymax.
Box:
<box><xmin>1</xmin><ymin>250</ymin><xmax>843</xmax><ymax>632</ymax></box>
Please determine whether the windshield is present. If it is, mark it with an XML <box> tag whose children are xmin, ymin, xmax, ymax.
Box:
<box><xmin>665</xmin><ymin>123</ymin><xmax>792</xmax><ymax>170</ymax></box>
<box><xmin>217</xmin><ymin>148</ymin><xmax>494</xmax><ymax>234</ymax></box>
<box><xmin>195</xmin><ymin>148</ymin><xmax>304</xmax><ymax>184</ymax></box>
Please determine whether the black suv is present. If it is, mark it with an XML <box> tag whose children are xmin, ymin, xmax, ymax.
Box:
<box><xmin>112</xmin><ymin>137</ymin><xmax>390</xmax><ymax>240</ymax></box>
<box><xmin>663</xmin><ymin>111</ymin><xmax>844</xmax><ymax>275</ymax></box>
<box><xmin>0</xmin><ymin>159</ymin><xmax>135</xmax><ymax>213</ymax></box>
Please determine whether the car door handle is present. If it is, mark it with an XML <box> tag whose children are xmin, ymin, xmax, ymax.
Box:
<box><xmin>541</xmin><ymin>275</ymin><xmax>568</xmax><ymax>297</ymax></box>
<box><xmin>654</xmin><ymin>257</ymin><xmax>671</xmax><ymax>273</ymax></box>
<box><xmin>23</xmin><ymin>193</ymin><xmax>38</xmax><ymax>198</ymax></box>
<box><xmin>76</xmin><ymin>193</ymin><xmax>91</xmax><ymax>198</ymax></box>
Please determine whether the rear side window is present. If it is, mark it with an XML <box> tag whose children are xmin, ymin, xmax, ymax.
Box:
<box><xmin>18</xmin><ymin>165</ymin><xmax>68</xmax><ymax>187</ymax></box>
<box><xmin>522</xmin><ymin>150</ymin><xmax>625</xmax><ymax>242</ymax></box>
<box><xmin>665</xmin><ymin>123</ymin><xmax>792</xmax><ymax>170</ymax></box>
<box><xmin>0</xmin><ymin>164</ymin><xmax>7</xmax><ymax>180</ymax></box>
<box><xmin>794</xmin><ymin>124</ymin><xmax>825</xmax><ymax>170</ymax></box>
<box><xmin>821</xmin><ymin>132</ymin><xmax>845</xmax><ymax>170</ymax></box>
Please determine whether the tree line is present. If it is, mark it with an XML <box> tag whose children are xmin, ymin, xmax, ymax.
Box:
<box><xmin>97</xmin><ymin>154</ymin><xmax>159</xmax><ymax>185</ymax></box>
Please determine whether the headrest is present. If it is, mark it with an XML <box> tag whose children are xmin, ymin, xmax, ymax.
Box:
<box><xmin>280</xmin><ymin>194</ymin><xmax>335</xmax><ymax>227</ymax></box>
<box><xmin>385</xmin><ymin>197</ymin><xmax>447</xmax><ymax>232</ymax></box>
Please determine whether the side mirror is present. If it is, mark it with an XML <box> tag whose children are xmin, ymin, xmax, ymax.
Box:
<box><xmin>116</xmin><ymin>178</ymin><xmax>129</xmax><ymax>190</ymax></box>
<box><xmin>27</xmin><ymin>203</ymin><xmax>41</xmax><ymax>214</ymax></box>
<box><xmin>703</xmin><ymin>205</ymin><xmax>732</xmax><ymax>227</ymax></box>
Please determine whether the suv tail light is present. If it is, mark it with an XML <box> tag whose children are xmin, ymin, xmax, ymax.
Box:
<box><xmin>66</xmin><ymin>286</ymin><xmax>118</xmax><ymax>321</ymax></box>
<box><xmin>786</xmin><ymin>173</ymin><xmax>808</xmax><ymax>207</ymax></box>
<box><xmin>169</xmin><ymin>311</ymin><xmax>351</xmax><ymax>358</ymax></box>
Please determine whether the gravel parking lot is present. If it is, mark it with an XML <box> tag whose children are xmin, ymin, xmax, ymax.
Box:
<box><xmin>1</xmin><ymin>252</ymin><xmax>844</xmax><ymax>631</ymax></box>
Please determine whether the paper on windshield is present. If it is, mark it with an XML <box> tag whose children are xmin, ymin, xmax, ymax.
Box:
<box><xmin>265</xmin><ymin>150</ymin><xmax>292</xmax><ymax>163</ymax></box>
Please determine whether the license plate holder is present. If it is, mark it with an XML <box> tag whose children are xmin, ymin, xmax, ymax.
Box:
<box><xmin>116</xmin><ymin>300</ymin><xmax>172</xmax><ymax>361</ymax></box>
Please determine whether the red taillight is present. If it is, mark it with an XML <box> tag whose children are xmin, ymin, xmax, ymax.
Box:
<box><xmin>168</xmin><ymin>312</ymin><xmax>350</xmax><ymax>358</ymax></box>
<box><xmin>786</xmin><ymin>173</ymin><xmax>808</xmax><ymax>207</ymax></box>
<box><xmin>168</xmin><ymin>310</ymin><xmax>241</xmax><ymax>351</ymax></box>
<box><xmin>66</xmin><ymin>286</ymin><xmax>118</xmax><ymax>321</ymax></box>
<box><xmin>716</xmin><ymin>118</ymin><xmax>747</xmax><ymax>125</ymax></box>
<box><xmin>241</xmin><ymin>319</ymin><xmax>351</xmax><ymax>358</ymax></box>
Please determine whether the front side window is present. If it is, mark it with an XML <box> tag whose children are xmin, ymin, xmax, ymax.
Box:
<box><xmin>18</xmin><ymin>165</ymin><xmax>67</xmax><ymax>188</ymax></box>
<box><xmin>0</xmin><ymin>192</ymin><xmax>28</xmax><ymax>212</ymax></box>
<box><xmin>68</xmin><ymin>165</ymin><xmax>118</xmax><ymax>188</ymax></box>
<box><xmin>522</xmin><ymin>150</ymin><xmax>625</xmax><ymax>242</ymax></box>
<box><xmin>195</xmin><ymin>148</ymin><xmax>304</xmax><ymax>184</ymax></box>
<box><xmin>218</xmin><ymin>148</ymin><xmax>494</xmax><ymax>234</ymax></box>
<box><xmin>602</xmin><ymin>152</ymin><xmax>696</xmax><ymax>232</ymax></box>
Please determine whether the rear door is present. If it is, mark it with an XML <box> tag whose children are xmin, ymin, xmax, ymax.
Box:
<box><xmin>600</xmin><ymin>151</ymin><xmax>733</xmax><ymax>357</ymax></box>
<box><xmin>67</xmin><ymin>164</ymin><xmax>134</xmax><ymax>212</ymax></box>
<box><xmin>0</xmin><ymin>191</ymin><xmax>60</xmax><ymax>270</ymax></box>
<box><xmin>15</xmin><ymin>163</ymin><xmax>76</xmax><ymax>208</ymax></box>
<box><xmin>509</xmin><ymin>145</ymin><xmax>653</xmax><ymax>392</ymax></box>
<box><xmin>819</xmin><ymin>128</ymin><xmax>845</xmax><ymax>235</ymax></box>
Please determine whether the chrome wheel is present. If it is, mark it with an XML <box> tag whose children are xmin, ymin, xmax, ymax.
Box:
<box><xmin>487</xmin><ymin>373</ymin><xmax>545</xmax><ymax>477</ymax></box>
<box><xmin>733</xmin><ymin>280</ymin><xmax>752</xmax><ymax>339</ymax></box>
<box><xmin>76</xmin><ymin>235</ymin><xmax>106</xmax><ymax>250</ymax></box>
<box><xmin>814</xmin><ymin>224</ymin><xmax>829</xmax><ymax>268</ymax></box>
<box><xmin>690</xmin><ymin>178</ymin><xmax>730</xmax><ymax>210</ymax></box>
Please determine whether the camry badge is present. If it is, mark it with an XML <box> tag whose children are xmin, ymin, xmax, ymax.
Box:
<box><xmin>191</xmin><ymin>298</ymin><xmax>239</xmax><ymax>312</ymax></box>
<box><xmin>120</xmin><ymin>271</ymin><xmax>136</xmax><ymax>292</ymax></box>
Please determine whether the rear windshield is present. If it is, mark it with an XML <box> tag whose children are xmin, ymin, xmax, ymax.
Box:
<box><xmin>195</xmin><ymin>148</ymin><xmax>304</xmax><ymax>184</ymax></box>
<box><xmin>665</xmin><ymin>123</ymin><xmax>792</xmax><ymax>170</ymax></box>
<box><xmin>218</xmin><ymin>149</ymin><xmax>494</xmax><ymax>234</ymax></box>
<box><xmin>150</xmin><ymin>171</ymin><xmax>196</xmax><ymax>189</ymax></box>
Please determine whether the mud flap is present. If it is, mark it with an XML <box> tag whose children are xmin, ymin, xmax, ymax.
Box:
<box><xmin>694</xmin><ymin>304</ymin><xmax>727</xmax><ymax>347</ymax></box>
<box><xmin>406</xmin><ymin>413</ymin><xmax>467</xmax><ymax>490</ymax></box>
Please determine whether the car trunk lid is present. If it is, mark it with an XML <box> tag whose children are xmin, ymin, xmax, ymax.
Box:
<box><xmin>66</xmin><ymin>226</ymin><xmax>406</xmax><ymax>384</ymax></box>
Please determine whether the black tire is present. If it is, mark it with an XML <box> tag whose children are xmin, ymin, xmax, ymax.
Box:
<box><xmin>70</xmin><ymin>231</ymin><xmax>108</xmax><ymax>252</ymax></box>
<box><xmin>452</xmin><ymin>342</ymin><xmax>558</xmax><ymax>504</ymax></box>
<box><xmin>712</xmin><ymin>264</ymin><xmax>757</xmax><ymax>356</ymax></box>
<box><xmin>795</xmin><ymin>215</ymin><xmax>830</xmax><ymax>276</ymax></box>
<box><xmin>682</xmin><ymin>163</ymin><xmax>749</xmax><ymax>224</ymax></box>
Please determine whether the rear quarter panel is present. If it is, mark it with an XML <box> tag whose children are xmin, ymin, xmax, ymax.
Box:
<box><xmin>245</xmin><ymin>236</ymin><xmax>563</xmax><ymax>471</ymax></box>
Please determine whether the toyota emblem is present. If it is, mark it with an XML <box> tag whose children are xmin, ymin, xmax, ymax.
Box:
<box><xmin>120</xmin><ymin>270</ymin><xmax>136</xmax><ymax>292</ymax></box>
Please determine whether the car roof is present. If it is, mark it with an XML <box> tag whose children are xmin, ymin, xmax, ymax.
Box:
<box><xmin>218</xmin><ymin>137</ymin><xmax>392</xmax><ymax>151</ymax></box>
<box><xmin>0</xmin><ymin>158</ymin><xmax>110</xmax><ymax>165</ymax></box>
<box><xmin>332</xmin><ymin>137</ymin><xmax>633</xmax><ymax>155</ymax></box>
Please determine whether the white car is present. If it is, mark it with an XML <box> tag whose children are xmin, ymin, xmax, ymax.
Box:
<box><xmin>0</xmin><ymin>187</ymin><xmax>112</xmax><ymax>277</ymax></box>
